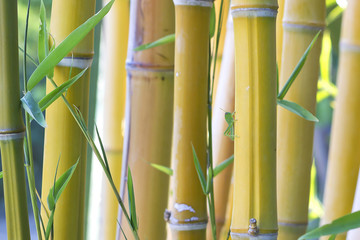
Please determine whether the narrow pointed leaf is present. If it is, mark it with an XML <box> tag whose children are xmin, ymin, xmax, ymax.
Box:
<box><xmin>134</xmin><ymin>33</ymin><xmax>175</xmax><ymax>51</ymax></box>
<box><xmin>21</xmin><ymin>91</ymin><xmax>47</xmax><ymax>128</ymax></box>
<box><xmin>150</xmin><ymin>163</ymin><xmax>173</xmax><ymax>176</ymax></box>
<box><xmin>329</xmin><ymin>234</ymin><xmax>337</xmax><ymax>240</ymax></box>
<box><xmin>38</xmin><ymin>0</ymin><xmax>48</xmax><ymax>63</ymax></box>
<box><xmin>299</xmin><ymin>211</ymin><xmax>360</xmax><ymax>239</ymax></box>
<box><xmin>95</xmin><ymin>125</ymin><xmax>111</xmax><ymax>176</ymax></box>
<box><xmin>27</xmin><ymin>0</ymin><xmax>115</xmax><ymax>90</ymax></box>
<box><xmin>213</xmin><ymin>155</ymin><xmax>234</xmax><ymax>177</ymax></box>
<box><xmin>45</xmin><ymin>210</ymin><xmax>55</xmax><ymax>240</ymax></box>
<box><xmin>191</xmin><ymin>144</ymin><xmax>207</xmax><ymax>195</ymax></box>
<box><xmin>127</xmin><ymin>168</ymin><xmax>138</xmax><ymax>231</ymax></box>
<box><xmin>209</xmin><ymin>6</ymin><xmax>216</xmax><ymax>38</ymax></box>
<box><xmin>39</xmin><ymin>68</ymin><xmax>88</xmax><ymax>111</ymax></box>
<box><xmin>19</xmin><ymin>46</ymin><xmax>38</xmax><ymax>66</ymax></box>
<box><xmin>47</xmin><ymin>159</ymin><xmax>79</xmax><ymax>211</ymax></box>
<box><xmin>0</xmin><ymin>172</ymin><xmax>3</xmax><ymax>179</ymax></box>
<box><xmin>277</xmin><ymin>99</ymin><xmax>319</xmax><ymax>122</ymax></box>
<box><xmin>278</xmin><ymin>31</ymin><xmax>321</xmax><ymax>100</ymax></box>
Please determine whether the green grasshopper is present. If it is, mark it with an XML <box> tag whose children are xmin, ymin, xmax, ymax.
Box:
<box><xmin>224</xmin><ymin>111</ymin><xmax>236</xmax><ymax>141</ymax></box>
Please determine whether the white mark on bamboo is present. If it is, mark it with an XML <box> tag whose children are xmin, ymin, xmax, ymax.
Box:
<box><xmin>176</xmin><ymin>72</ymin><xmax>180</xmax><ymax>77</ymax></box>
<box><xmin>184</xmin><ymin>217</ymin><xmax>199</xmax><ymax>222</ymax></box>
<box><xmin>231</xmin><ymin>8</ymin><xmax>277</xmax><ymax>18</ymax></box>
<box><xmin>174</xmin><ymin>203</ymin><xmax>196</xmax><ymax>213</ymax></box>
<box><xmin>246</xmin><ymin>86</ymin><xmax>250</xmax><ymax>91</ymax></box>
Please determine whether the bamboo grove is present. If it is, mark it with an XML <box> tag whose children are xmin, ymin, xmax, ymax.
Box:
<box><xmin>1</xmin><ymin>0</ymin><xmax>360</xmax><ymax>239</ymax></box>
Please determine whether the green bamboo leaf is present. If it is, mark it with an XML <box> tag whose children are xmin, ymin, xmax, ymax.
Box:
<box><xmin>299</xmin><ymin>211</ymin><xmax>360</xmax><ymax>239</ymax></box>
<box><xmin>134</xmin><ymin>33</ymin><xmax>175</xmax><ymax>52</ymax></box>
<box><xmin>213</xmin><ymin>155</ymin><xmax>234</xmax><ymax>177</ymax></box>
<box><xmin>326</xmin><ymin>5</ymin><xmax>343</xmax><ymax>26</ymax></box>
<box><xmin>206</xmin><ymin>165</ymin><xmax>213</xmax><ymax>194</ymax></box>
<box><xmin>21</xmin><ymin>91</ymin><xmax>47</xmax><ymax>128</ymax></box>
<box><xmin>19</xmin><ymin>46</ymin><xmax>38</xmax><ymax>66</ymax></box>
<box><xmin>27</xmin><ymin>0</ymin><xmax>115</xmax><ymax>90</ymax></box>
<box><xmin>329</xmin><ymin>234</ymin><xmax>337</xmax><ymax>240</ymax></box>
<box><xmin>277</xmin><ymin>99</ymin><xmax>319</xmax><ymax>122</ymax></box>
<box><xmin>209</xmin><ymin>6</ymin><xmax>216</xmax><ymax>38</ymax></box>
<box><xmin>38</xmin><ymin>0</ymin><xmax>48</xmax><ymax>63</ymax></box>
<box><xmin>191</xmin><ymin>144</ymin><xmax>207</xmax><ymax>195</ymax></box>
<box><xmin>45</xmin><ymin>210</ymin><xmax>55</xmax><ymax>240</ymax></box>
<box><xmin>278</xmin><ymin>31</ymin><xmax>321</xmax><ymax>100</ymax></box>
<box><xmin>149</xmin><ymin>163</ymin><xmax>173</xmax><ymax>176</ymax></box>
<box><xmin>0</xmin><ymin>172</ymin><xmax>3</xmax><ymax>179</ymax></box>
<box><xmin>47</xmin><ymin>159</ymin><xmax>79</xmax><ymax>211</ymax></box>
<box><xmin>95</xmin><ymin>125</ymin><xmax>111</xmax><ymax>176</ymax></box>
<box><xmin>39</xmin><ymin>68</ymin><xmax>87</xmax><ymax>111</ymax></box>
<box><xmin>127</xmin><ymin>167</ymin><xmax>138</xmax><ymax>231</ymax></box>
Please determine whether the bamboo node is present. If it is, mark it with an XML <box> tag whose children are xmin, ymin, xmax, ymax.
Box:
<box><xmin>0</xmin><ymin>131</ymin><xmax>25</xmax><ymax>141</ymax></box>
<box><xmin>231</xmin><ymin>8</ymin><xmax>277</xmax><ymax>18</ymax></box>
<box><xmin>173</xmin><ymin>0</ymin><xmax>213</xmax><ymax>7</ymax></box>
<box><xmin>57</xmin><ymin>56</ymin><xmax>93</xmax><ymax>69</ymax></box>
<box><xmin>248</xmin><ymin>218</ymin><xmax>259</xmax><ymax>236</ymax></box>
<box><xmin>164</xmin><ymin>209</ymin><xmax>171</xmax><ymax>222</ymax></box>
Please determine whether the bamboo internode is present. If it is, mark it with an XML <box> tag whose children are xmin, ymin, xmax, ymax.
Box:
<box><xmin>169</xmin><ymin>0</ymin><xmax>212</xmax><ymax>239</ymax></box>
<box><xmin>117</xmin><ymin>0</ymin><xmax>175</xmax><ymax>238</ymax></box>
<box><xmin>276</xmin><ymin>0</ymin><xmax>284</xmax><ymax>72</ymax></box>
<box><xmin>98</xmin><ymin>0</ymin><xmax>129</xmax><ymax>238</ymax></box>
<box><xmin>321</xmin><ymin>1</ymin><xmax>360</xmax><ymax>239</ymax></box>
<box><xmin>211</xmin><ymin>13</ymin><xmax>235</xmax><ymax>240</ymax></box>
<box><xmin>277</xmin><ymin>0</ymin><xmax>325</xmax><ymax>239</ymax></box>
<box><xmin>230</xmin><ymin>0</ymin><xmax>278</xmax><ymax>239</ymax></box>
<box><xmin>40</xmin><ymin>0</ymin><xmax>96</xmax><ymax>239</ymax></box>
<box><xmin>0</xmin><ymin>1</ymin><xmax>30</xmax><ymax>239</ymax></box>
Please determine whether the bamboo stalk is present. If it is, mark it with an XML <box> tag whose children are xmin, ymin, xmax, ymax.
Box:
<box><xmin>321</xmin><ymin>1</ymin><xmax>360</xmax><ymax>239</ymax></box>
<box><xmin>276</xmin><ymin>1</ymin><xmax>325</xmax><ymax>239</ymax></box>
<box><xmin>96</xmin><ymin>0</ymin><xmax>129</xmax><ymax>238</ymax></box>
<box><xmin>40</xmin><ymin>0</ymin><xmax>96</xmax><ymax>239</ymax></box>
<box><xmin>210</xmin><ymin>13</ymin><xmax>235</xmax><ymax>240</ymax></box>
<box><xmin>230</xmin><ymin>1</ymin><xmax>278</xmax><ymax>239</ymax></box>
<box><xmin>168</xmin><ymin>1</ymin><xmax>212</xmax><ymax>239</ymax></box>
<box><xmin>117</xmin><ymin>0</ymin><xmax>175</xmax><ymax>239</ymax></box>
<box><xmin>0</xmin><ymin>1</ymin><xmax>31</xmax><ymax>239</ymax></box>
<box><xmin>276</xmin><ymin>0</ymin><xmax>284</xmax><ymax>71</ymax></box>
<box><xmin>219</xmin><ymin>175</ymin><xmax>234</xmax><ymax>240</ymax></box>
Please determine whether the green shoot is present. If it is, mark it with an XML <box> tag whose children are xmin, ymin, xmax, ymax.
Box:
<box><xmin>127</xmin><ymin>168</ymin><xmax>138</xmax><ymax>231</ymax></box>
<box><xmin>134</xmin><ymin>33</ymin><xmax>175</xmax><ymax>51</ymax></box>
<box><xmin>149</xmin><ymin>163</ymin><xmax>173</xmax><ymax>176</ymax></box>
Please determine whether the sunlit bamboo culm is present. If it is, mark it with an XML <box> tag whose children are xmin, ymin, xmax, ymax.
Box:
<box><xmin>0</xmin><ymin>1</ymin><xmax>31</xmax><ymax>239</ymax></box>
<box><xmin>230</xmin><ymin>0</ymin><xmax>278</xmax><ymax>239</ymax></box>
<box><xmin>277</xmin><ymin>0</ymin><xmax>325</xmax><ymax>239</ymax></box>
<box><xmin>117</xmin><ymin>0</ymin><xmax>175</xmax><ymax>238</ymax></box>
<box><xmin>96</xmin><ymin>0</ymin><xmax>129</xmax><ymax>238</ymax></box>
<box><xmin>321</xmin><ymin>1</ymin><xmax>360</xmax><ymax>239</ymax></box>
<box><xmin>168</xmin><ymin>0</ymin><xmax>212</xmax><ymax>239</ymax></box>
<box><xmin>211</xmin><ymin>13</ymin><xmax>235</xmax><ymax>240</ymax></box>
<box><xmin>40</xmin><ymin>0</ymin><xmax>96</xmax><ymax>239</ymax></box>
<box><xmin>276</xmin><ymin>0</ymin><xmax>284</xmax><ymax>71</ymax></box>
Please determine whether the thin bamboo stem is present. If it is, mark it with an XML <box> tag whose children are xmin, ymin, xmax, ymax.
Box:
<box><xmin>40</xmin><ymin>0</ymin><xmax>96</xmax><ymax>239</ymax></box>
<box><xmin>0</xmin><ymin>1</ymin><xmax>31</xmax><ymax>239</ymax></box>
<box><xmin>117</xmin><ymin>0</ymin><xmax>175</xmax><ymax>238</ymax></box>
<box><xmin>169</xmin><ymin>1</ymin><xmax>212</xmax><ymax>239</ymax></box>
<box><xmin>321</xmin><ymin>1</ymin><xmax>360</xmax><ymax>239</ymax></box>
<box><xmin>97</xmin><ymin>0</ymin><xmax>129</xmax><ymax>238</ymax></box>
<box><xmin>230</xmin><ymin>1</ymin><xmax>278</xmax><ymax>239</ymax></box>
<box><xmin>210</xmin><ymin>13</ymin><xmax>235</xmax><ymax>240</ymax></box>
<box><xmin>276</xmin><ymin>1</ymin><xmax>325</xmax><ymax>239</ymax></box>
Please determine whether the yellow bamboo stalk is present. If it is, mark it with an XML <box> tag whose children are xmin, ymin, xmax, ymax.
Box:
<box><xmin>321</xmin><ymin>1</ymin><xmax>360</xmax><ymax>239</ymax></box>
<box><xmin>276</xmin><ymin>0</ymin><xmax>284</xmax><ymax>71</ymax></box>
<box><xmin>96</xmin><ymin>0</ymin><xmax>129</xmax><ymax>238</ymax></box>
<box><xmin>277</xmin><ymin>1</ymin><xmax>325</xmax><ymax>239</ymax></box>
<box><xmin>40</xmin><ymin>0</ymin><xmax>96</xmax><ymax>239</ymax></box>
<box><xmin>209</xmin><ymin>13</ymin><xmax>235</xmax><ymax>240</ymax></box>
<box><xmin>230</xmin><ymin>1</ymin><xmax>278</xmax><ymax>239</ymax></box>
<box><xmin>169</xmin><ymin>1</ymin><xmax>212</xmax><ymax>239</ymax></box>
<box><xmin>117</xmin><ymin>0</ymin><xmax>175</xmax><ymax>239</ymax></box>
<box><xmin>0</xmin><ymin>1</ymin><xmax>30</xmax><ymax>239</ymax></box>
<box><xmin>347</xmin><ymin>168</ymin><xmax>360</xmax><ymax>240</ymax></box>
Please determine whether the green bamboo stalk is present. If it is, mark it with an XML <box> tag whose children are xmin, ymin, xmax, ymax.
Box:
<box><xmin>0</xmin><ymin>1</ymin><xmax>31</xmax><ymax>239</ymax></box>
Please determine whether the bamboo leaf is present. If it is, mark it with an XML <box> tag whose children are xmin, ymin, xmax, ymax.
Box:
<box><xmin>299</xmin><ymin>211</ymin><xmax>360</xmax><ymax>239</ymax></box>
<box><xmin>277</xmin><ymin>99</ymin><xmax>319</xmax><ymax>122</ymax></box>
<box><xmin>38</xmin><ymin>68</ymin><xmax>87</xmax><ymax>111</ymax></box>
<box><xmin>38</xmin><ymin>0</ymin><xmax>48</xmax><ymax>64</ymax></box>
<box><xmin>0</xmin><ymin>172</ymin><xmax>3</xmax><ymax>179</ymax></box>
<box><xmin>278</xmin><ymin>31</ymin><xmax>321</xmax><ymax>100</ymax></box>
<box><xmin>326</xmin><ymin>5</ymin><xmax>343</xmax><ymax>26</ymax></box>
<box><xmin>213</xmin><ymin>155</ymin><xmax>234</xmax><ymax>177</ymax></box>
<box><xmin>27</xmin><ymin>0</ymin><xmax>115</xmax><ymax>90</ymax></box>
<box><xmin>19</xmin><ymin>46</ymin><xmax>38</xmax><ymax>66</ymax></box>
<box><xmin>21</xmin><ymin>91</ymin><xmax>47</xmax><ymax>128</ymax></box>
<box><xmin>209</xmin><ymin>6</ymin><xmax>216</xmax><ymax>38</ymax></box>
<box><xmin>47</xmin><ymin>159</ymin><xmax>79</xmax><ymax>211</ymax></box>
<box><xmin>206</xmin><ymin>165</ymin><xmax>213</xmax><ymax>194</ymax></box>
<box><xmin>95</xmin><ymin>125</ymin><xmax>111</xmax><ymax>176</ymax></box>
<box><xmin>191</xmin><ymin>144</ymin><xmax>207</xmax><ymax>195</ymax></box>
<box><xmin>134</xmin><ymin>33</ymin><xmax>175</xmax><ymax>51</ymax></box>
<box><xmin>127</xmin><ymin>167</ymin><xmax>138</xmax><ymax>231</ymax></box>
<box><xmin>45</xmin><ymin>210</ymin><xmax>55</xmax><ymax>240</ymax></box>
<box><xmin>149</xmin><ymin>163</ymin><xmax>173</xmax><ymax>176</ymax></box>
<box><xmin>329</xmin><ymin>234</ymin><xmax>337</xmax><ymax>240</ymax></box>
